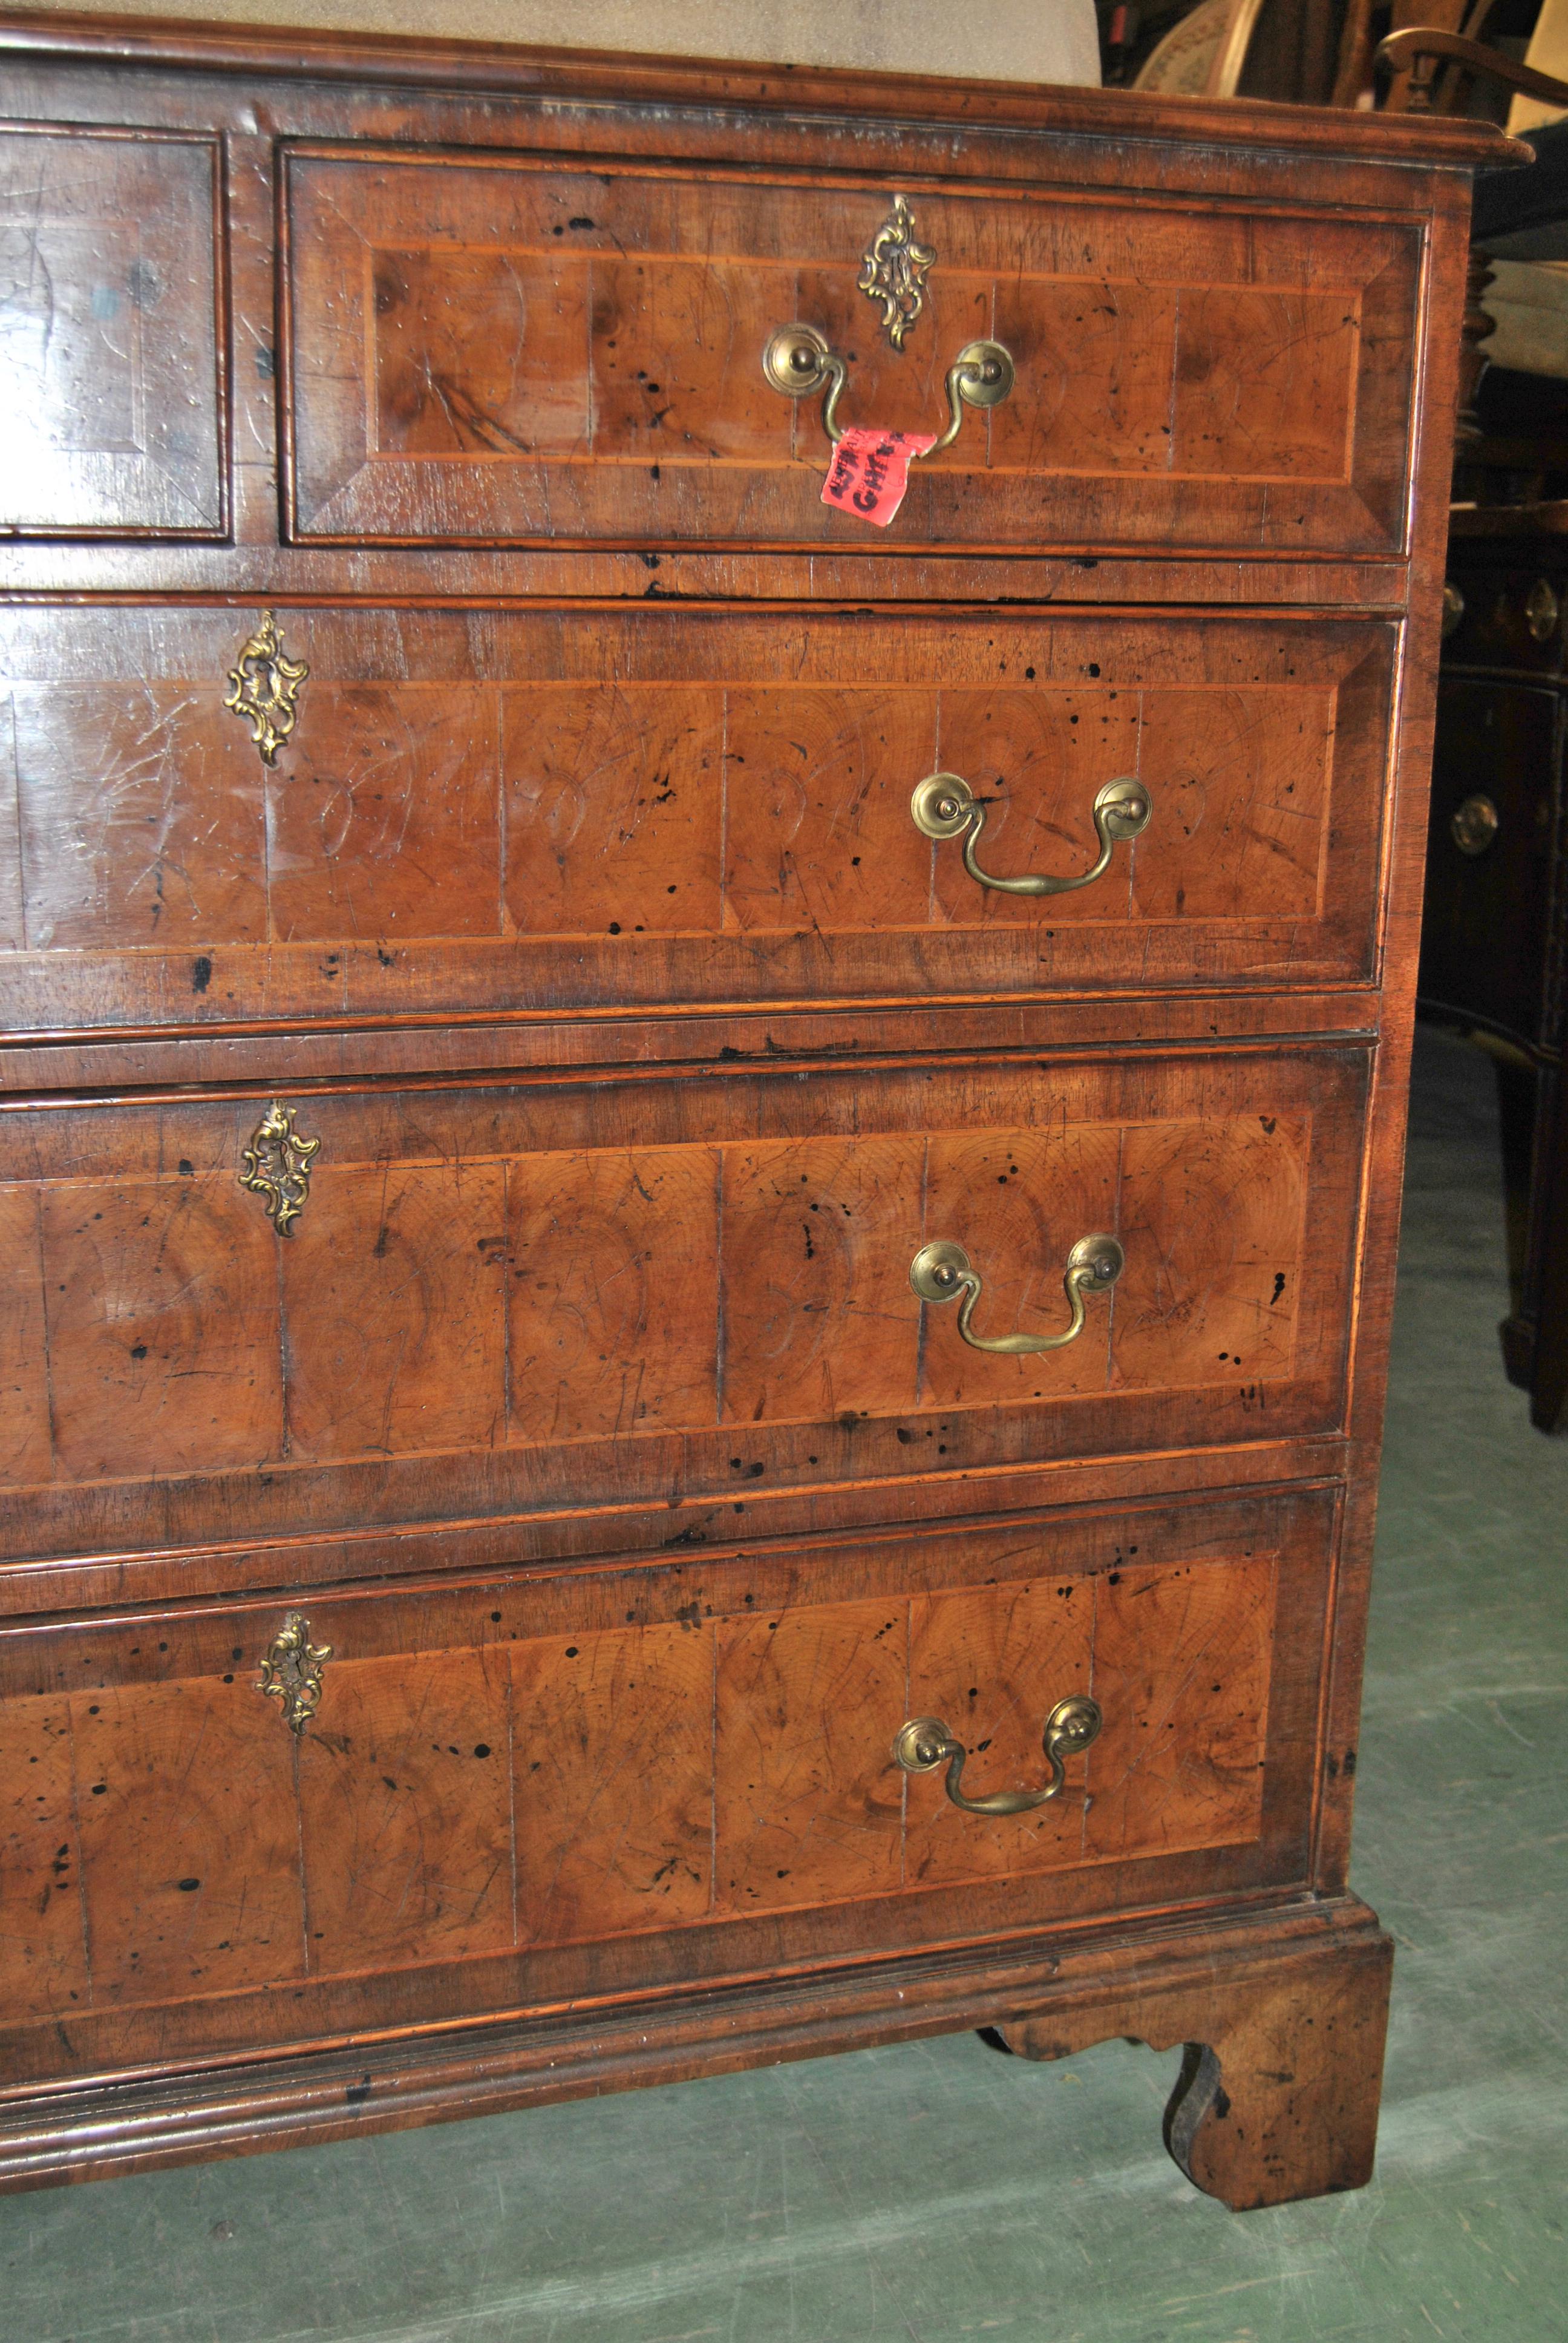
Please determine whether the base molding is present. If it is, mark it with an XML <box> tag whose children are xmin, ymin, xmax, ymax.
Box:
<box><xmin>1000</xmin><ymin>1894</ymin><xmax>1393</xmax><ymax>2208</ymax></box>
<box><xmin>0</xmin><ymin>1896</ymin><xmax>1391</xmax><ymax>2204</ymax></box>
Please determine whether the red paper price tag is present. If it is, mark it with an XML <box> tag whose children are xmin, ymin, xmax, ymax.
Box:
<box><xmin>820</xmin><ymin>426</ymin><xmax>936</xmax><ymax>528</ymax></box>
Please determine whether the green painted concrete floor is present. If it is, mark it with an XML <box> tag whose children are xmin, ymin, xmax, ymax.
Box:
<box><xmin>4</xmin><ymin>1024</ymin><xmax>1566</xmax><ymax>2343</ymax></box>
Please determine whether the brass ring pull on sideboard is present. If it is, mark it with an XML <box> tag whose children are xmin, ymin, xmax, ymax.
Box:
<box><xmin>910</xmin><ymin>1232</ymin><xmax>1125</xmax><ymax>1355</ymax></box>
<box><xmin>893</xmin><ymin>1695</ymin><xmax>1103</xmax><ymax>1815</ymax></box>
<box><xmin>1450</xmin><ymin>793</ymin><xmax>1499</xmax><ymax>857</ymax></box>
<box><xmin>911</xmin><ymin>772</ymin><xmax>1152</xmax><ymax>898</ymax></box>
<box><xmin>762</xmin><ymin>324</ymin><xmax>1016</xmax><ymax>454</ymax></box>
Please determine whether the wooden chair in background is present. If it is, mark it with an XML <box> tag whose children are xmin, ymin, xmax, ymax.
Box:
<box><xmin>1129</xmin><ymin>0</ymin><xmax>1271</xmax><ymax>93</ymax></box>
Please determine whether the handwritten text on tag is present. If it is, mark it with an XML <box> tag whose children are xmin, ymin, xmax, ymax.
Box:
<box><xmin>820</xmin><ymin>427</ymin><xmax>936</xmax><ymax>528</ymax></box>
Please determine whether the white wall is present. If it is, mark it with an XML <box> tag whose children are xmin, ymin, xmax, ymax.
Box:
<box><xmin>15</xmin><ymin>0</ymin><xmax>1100</xmax><ymax>86</ymax></box>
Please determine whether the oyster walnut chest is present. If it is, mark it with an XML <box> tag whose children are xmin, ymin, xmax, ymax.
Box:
<box><xmin>0</xmin><ymin>13</ymin><xmax>1512</xmax><ymax>2203</ymax></box>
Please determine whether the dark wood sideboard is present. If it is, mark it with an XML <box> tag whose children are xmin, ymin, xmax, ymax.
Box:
<box><xmin>1423</xmin><ymin>523</ymin><xmax>1568</xmax><ymax>1431</ymax></box>
<box><xmin>0</xmin><ymin>11</ymin><xmax>1514</xmax><ymax>2202</ymax></box>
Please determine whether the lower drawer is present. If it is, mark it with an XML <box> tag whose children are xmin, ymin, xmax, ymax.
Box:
<box><xmin>0</xmin><ymin>1484</ymin><xmax>1337</xmax><ymax>2086</ymax></box>
<box><xmin>1</xmin><ymin>1044</ymin><xmax>1365</xmax><ymax>1582</ymax></box>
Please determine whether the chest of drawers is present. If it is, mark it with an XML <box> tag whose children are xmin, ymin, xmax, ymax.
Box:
<box><xmin>0</xmin><ymin>13</ymin><xmax>1512</xmax><ymax>2204</ymax></box>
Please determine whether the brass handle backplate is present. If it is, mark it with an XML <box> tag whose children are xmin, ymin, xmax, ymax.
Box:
<box><xmin>763</xmin><ymin>324</ymin><xmax>1014</xmax><ymax>456</ymax></box>
<box><xmin>1450</xmin><ymin>793</ymin><xmax>1500</xmax><ymax>857</ymax></box>
<box><xmin>259</xmin><ymin>1612</ymin><xmax>333</xmax><ymax>1736</ymax></box>
<box><xmin>1526</xmin><ymin>578</ymin><xmax>1560</xmax><ymax>643</ymax></box>
<box><xmin>910</xmin><ymin>1232</ymin><xmax>1124</xmax><ymax>1355</ymax></box>
<box><xmin>912</xmin><ymin>772</ymin><xmax>1152</xmax><ymax>898</ymax></box>
<box><xmin>893</xmin><ymin>1694</ymin><xmax>1103</xmax><ymax>1815</ymax></box>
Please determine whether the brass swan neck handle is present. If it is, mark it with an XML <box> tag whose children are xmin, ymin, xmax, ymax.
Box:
<box><xmin>911</xmin><ymin>772</ymin><xmax>1152</xmax><ymax>899</ymax></box>
<box><xmin>762</xmin><ymin>324</ymin><xmax>1015</xmax><ymax>456</ymax></box>
<box><xmin>893</xmin><ymin>1695</ymin><xmax>1103</xmax><ymax>1815</ymax></box>
<box><xmin>910</xmin><ymin>1233</ymin><xmax>1124</xmax><ymax>1356</ymax></box>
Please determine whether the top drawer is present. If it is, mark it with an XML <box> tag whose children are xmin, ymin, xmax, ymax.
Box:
<box><xmin>283</xmin><ymin>151</ymin><xmax>1420</xmax><ymax>559</ymax></box>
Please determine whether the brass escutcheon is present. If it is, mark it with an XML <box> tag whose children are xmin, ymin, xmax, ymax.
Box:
<box><xmin>892</xmin><ymin>1695</ymin><xmax>1103</xmax><ymax>1815</ymax></box>
<box><xmin>223</xmin><ymin>611</ymin><xmax>307</xmax><ymax>767</ymax></box>
<box><xmin>763</xmin><ymin>324</ymin><xmax>1014</xmax><ymax>455</ymax></box>
<box><xmin>910</xmin><ymin>1231</ymin><xmax>1125</xmax><ymax>1355</ymax></box>
<box><xmin>1450</xmin><ymin>793</ymin><xmax>1500</xmax><ymax>857</ymax></box>
<box><xmin>240</xmin><ymin>1100</ymin><xmax>321</xmax><ymax>1235</ymax></box>
<box><xmin>857</xmin><ymin>195</ymin><xmax>936</xmax><ymax>351</ymax></box>
<box><xmin>259</xmin><ymin>1612</ymin><xmax>333</xmax><ymax>1736</ymax></box>
<box><xmin>911</xmin><ymin>771</ymin><xmax>1151</xmax><ymax>897</ymax></box>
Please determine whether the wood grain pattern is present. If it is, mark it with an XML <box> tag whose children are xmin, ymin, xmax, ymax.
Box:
<box><xmin>283</xmin><ymin>1161</ymin><xmax>508</xmax><ymax>1461</ymax></box>
<box><xmin>0</xmin><ymin>1478</ymin><xmax>1346</xmax><ymax>2180</ymax></box>
<box><xmin>285</xmin><ymin>156</ymin><xmax>1417</xmax><ymax>556</ymax></box>
<box><xmin>0</xmin><ymin>1050</ymin><xmax>1362</xmax><ymax>1555</ymax></box>
<box><xmin>930</xmin><ymin>687</ymin><xmax>1142</xmax><ymax>929</ymax></box>
<box><xmin>0</xmin><ymin>128</ymin><xmax>224</xmax><ymax>537</ymax></box>
<box><xmin>0</xmin><ymin>1187</ymin><xmax>51</xmax><ymax>1487</ymax></box>
<box><xmin>506</xmin><ymin>1145</ymin><xmax>719</xmax><ymax>1441</ymax></box>
<box><xmin>723</xmin><ymin>686</ymin><xmax>938</xmax><ymax>934</ymax></box>
<box><xmin>1130</xmin><ymin>687</ymin><xmax>1335</xmax><ymax>925</ymax></box>
<box><xmin>920</xmin><ymin>1123</ymin><xmax>1121</xmax><ymax>1406</ymax></box>
<box><xmin>0</xmin><ymin>1437</ymin><xmax>1348</xmax><ymax>1625</ymax></box>
<box><xmin>904</xmin><ymin>1576</ymin><xmax>1094</xmax><ymax>1887</ymax></box>
<box><xmin>0</xmin><ymin>687</ymin><xmax>18</xmax><ymax>957</ymax></box>
<box><xmin>1112</xmin><ymin>1113</ymin><xmax>1307</xmax><ymax>1391</ymax></box>
<box><xmin>13</xmin><ymin>683</ymin><xmax>266</xmax><ymax>951</ymax></box>
<box><xmin>0</xmin><ymin>609</ymin><xmax>1394</xmax><ymax>1037</ymax></box>
<box><xmin>271</xmin><ymin>686</ymin><xmax>501</xmax><ymax>943</ymax></box>
<box><xmin>371</xmin><ymin>246</ymin><xmax>586</xmax><ymax>460</ymax></box>
<box><xmin>1086</xmin><ymin>1555</ymin><xmax>1275</xmax><ymax>1862</ymax></box>
<box><xmin>71</xmin><ymin>1676</ymin><xmax>302</xmax><ymax>2005</ymax></box>
<box><xmin>511</xmin><ymin>1622</ymin><xmax>714</xmax><ymax>1945</ymax></box>
<box><xmin>1312</xmin><ymin>171</ymin><xmax>1476</xmax><ymax>1909</ymax></box>
<box><xmin>713</xmin><ymin>1598</ymin><xmax>908</xmax><ymax>1915</ymax></box>
<box><xmin>0</xmin><ymin>10</ymin><xmax>1513</xmax><ymax>170</ymax></box>
<box><xmin>502</xmin><ymin>686</ymin><xmax>722</xmax><ymax>939</ymax></box>
<box><xmin>719</xmin><ymin>1136</ymin><xmax>925</xmax><ymax>1425</ymax></box>
<box><xmin>39</xmin><ymin>1173</ymin><xmax>284</xmax><ymax>1481</ymax></box>
<box><xmin>0</xmin><ymin>1694</ymin><xmax>85</xmax><ymax>2023</ymax></box>
<box><xmin>0</xmin><ymin>988</ymin><xmax>1383</xmax><ymax>1109</ymax></box>
<box><xmin>1001</xmin><ymin>1906</ymin><xmax>1393</xmax><ymax>2211</ymax></box>
<box><xmin>0</xmin><ymin>12</ymin><xmax>1479</xmax><ymax>2202</ymax></box>
<box><xmin>0</xmin><ymin>1492</ymin><xmax>1311</xmax><ymax>2043</ymax></box>
<box><xmin>297</xmin><ymin>1644</ymin><xmax>514</xmax><ymax>1975</ymax></box>
<box><xmin>0</xmin><ymin>1896</ymin><xmax>1396</xmax><ymax>2205</ymax></box>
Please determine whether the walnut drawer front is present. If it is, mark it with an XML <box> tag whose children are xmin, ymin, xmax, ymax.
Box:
<box><xmin>0</xmin><ymin>605</ymin><xmax>1395</xmax><ymax>1037</ymax></box>
<box><xmin>0</xmin><ymin>129</ymin><xmax>227</xmax><ymax>542</ymax></box>
<box><xmin>283</xmin><ymin>150</ymin><xmax>1418</xmax><ymax>559</ymax></box>
<box><xmin>0</xmin><ymin>1484</ymin><xmax>1333</xmax><ymax>2085</ymax></box>
<box><xmin>1</xmin><ymin>1047</ymin><xmax>1365</xmax><ymax>1570</ymax></box>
